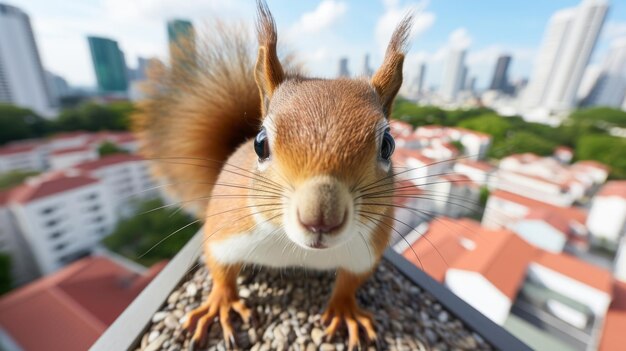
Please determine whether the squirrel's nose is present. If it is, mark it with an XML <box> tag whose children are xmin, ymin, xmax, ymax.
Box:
<box><xmin>298</xmin><ymin>209</ymin><xmax>346</xmax><ymax>234</ymax></box>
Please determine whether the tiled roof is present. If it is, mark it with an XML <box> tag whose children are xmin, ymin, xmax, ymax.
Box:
<box><xmin>51</xmin><ymin>145</ymin><xmax>93</xmax><ymax>156</ymax></box>
<box><xmin>402</xmin><ymin>217</ymin><xmax>480</xmax><ymax>282</ymax></box>
<box><xmin>457</xmin><ymin>159</ymin><xmax>494</xmax><ymax>172</ymax></box>
<box><xmin>600</xmin><ymin>281</ymin><xmax>626</xmax><ymax>351</ymax></box>
<box><xmin>597</xmin><ymin>181</ymin><xmax>626</xmax><ymax>200</ymax></box>
<box><xmin>9</xmin><ymin>173</ymin><xmax>99</xmax><ymax>203</ymax></box>
<box><xmin>50</xmin><ymin>131</ymin><xmax>91</xmax><ymax>140</ymax></box>
<box><xmin>0</xmin><ymin>257</ymin><xmax>165</xmax><ymax>351</ymax></box>
<box><xmin>450</xmin><ymin>229</ymin><xmax>537</xmax><ymax>300</ymax></box>
<box><xmin>74</xmin><ymin>154</ymin><xmax>143</xmax><ymax>171</ymax></box>
<box><xmin>533</xmin><ymin>251</ymin><xmax>613</xmax><ymax>294</ymax></box>
<box><xmin>524</xmin><ymin>208</ymin><xmax>571</xmax><ymax>235</ymax></box>
<box><xmin>393</xmin><ymin>147</ymin><xmax>435</xmax><ymax>165</ymax></box>
<box><xmin>490</xmin><ymin>190</ymin><xmax>587</xmax><ymax>224</ymax></box>
<box><xmin>0</xmin><ymin>144</ymin><xmax>39</xmax><ymax>156</ymax></box>
<box><xmin>574</xmin><ymin>160</ymin><xmax>610</xmax><ymax>172</ymax></box>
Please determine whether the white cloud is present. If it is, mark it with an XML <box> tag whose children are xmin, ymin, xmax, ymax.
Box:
<box><xmin>603</xmin><ymin>21</ymin><xmax>626</xmax><ymax>42</ymax></box>
<box><xmin>375</xmin><ymin>0</ymin><xmax>435</xmax><ymax>54</ymax></box>
<box><xmin>448</xmin><ymin>28</ymin><xmax>472</xmax><ymax>50</ymax></box>
<box><xmin>291</xmin><ymin>0</ymin><xmax>348</xmax><ymax>34</ymax></box>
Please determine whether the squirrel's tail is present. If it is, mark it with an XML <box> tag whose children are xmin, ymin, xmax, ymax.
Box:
<box><xmin>133</xmin><ymin>21</ymin><xmax>263</xmax><ymax>217</ymax></box>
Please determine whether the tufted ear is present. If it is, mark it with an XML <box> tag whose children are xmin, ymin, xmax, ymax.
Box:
<box><xmin>371</xmin><ymin>14</ymin><xmax>413</xmax><ymax>117</ymax></box>
<box><xmin>255</xmin><ymin>0</ymin><xmax>285</xmax><ymax>115</ymax></box>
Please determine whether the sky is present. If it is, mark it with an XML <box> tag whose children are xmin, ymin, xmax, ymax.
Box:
<box><xmin>12</xmin><ymin>0</ymin><xmax>626</xmax><ymax>91</ymax></box>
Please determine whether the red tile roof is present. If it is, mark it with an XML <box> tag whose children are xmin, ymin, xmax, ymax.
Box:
<box><xmin>457</xmin><ymin>159</ymin><xmax>494</xmax><ymax>172</ymax></box>
<box><xmin>403</xmin><ymin>217</ymin><xmax>481</xmax><ymax>282</ymax></box>
<box><xmin>574</xmin><ymin>160</ymin><xmax>610</xmax><ymax>172</ymax></box>
<box><xmin>393</xmin><ymin>147</ymin><xmax>435</xmax><ymax>165</ymax></box>
<box><xmin>51</xmin><ymin>145</ymin><xmax>93</xmax><ymax>156</ymax></box>
<box><xmin>50</xmin><ymin>131</ymin><xmax>91</xmax><ymax>140</ymax></box>
<box><xmin>10</xmin><ymin>173</ymin><xmax>99</xmax><ymax>204</ymax></box>
<box><xmin>533</xmin><ymin>251</ymin><xmax>613</xmax><ymax>294</ymax></box>
<box><xmin>393</xmin><ymin>180</ymin><xmax>423</xmax><ymax>206</ymax></box>
<box><xmin>600</xmin><ymin>281</ymin><xmax>626</xmax><ymax>351</ymax></box>
<box><xmin>0</xmin><ymin>144</ymin><xmax>39</xmax><ymax>156</ymax></box>
<box><xmin>450</xmin><ymin>229</ymin><xmax>537</xmax><ymax>300</ymax></box>
<box><xmin>524</xmin><ymin>208</ymin><xmax>571</xmax><ymax>236</ymax></box>
<box><xmin>491</xmin><ymin>190</ymin><xmax>587</xmax><ymax>224</ymax></box>
<box><xmin>0</xmin><ymin>256</ymin><xmax>165</xmax><ymax>351</ymax></box>
<box><xmin>74</xmin><ymin>154</ymin><xmax>143</xmax><ymax>172</ymax></box>
<box><xmin>598</xmin><ymin>181</ymin><xmax>626</xmax><ymax>200</ymax></box>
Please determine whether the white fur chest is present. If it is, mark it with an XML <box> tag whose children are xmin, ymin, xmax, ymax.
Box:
<box><xmin>209</xmin><ymin>219</ymin><xmax>378</xmax><ymax>274</ymax></box>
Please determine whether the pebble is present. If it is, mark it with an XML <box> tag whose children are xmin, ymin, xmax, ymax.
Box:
<box><xmin>137</xmin><ymin>261</ymin><xmax>493</xmax><ymax>350</ymax></box>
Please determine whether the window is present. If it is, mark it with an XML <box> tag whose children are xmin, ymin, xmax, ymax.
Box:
<box><xmin>88</xmin><ymin>204</ymin><xmax>101</xmax><ymax>212</ymax></box>
<box><xmin>85</xmin><ymin>193</ymin><xmax>99</xmax><ymax>200</ymax></box>
<box><xmin>92</xmin><ymin>216</ymin><xmax>104</xmax><ymax>223</ymax></box>
<box><xmin>40</xmin><ymin>207</ymin><xmax>55</xmax><ymax>215</ymax></box>
<box><xmin>53</xmin><ymin>242</ymin><xmax>67</xmax><ymax>251</ymax></box>
<box><xmin>45</xmin><ymin>219</ymin><xmax>59</xmax><ymax>227</ymax></box>
<box><xmin>48</xmin><ymin>230</ymin><xmax>63</xmax><ymax>240</ymax></box>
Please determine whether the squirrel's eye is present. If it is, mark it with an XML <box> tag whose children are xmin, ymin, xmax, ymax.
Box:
<box><xmin>254</xmin><ymin>128</ymin><xmax>270</xmax><ymax>161</ymax></box>
<box><xmin>381</xmin><ymin>130</ymin><xmax>395</xmax><ymax>161</ymax></box>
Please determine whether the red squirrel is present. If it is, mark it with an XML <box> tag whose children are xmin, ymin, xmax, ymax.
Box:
<box><xmin>134</xmin><ymin>1</ymin><xmax>412</xmax><ymax>349</ymax></box>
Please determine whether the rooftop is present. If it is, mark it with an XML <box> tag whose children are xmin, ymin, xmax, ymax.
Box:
<box><xmin>74</xmin><ymin>154</ymin><xmax>143</xmax><ymax>171</ymax></box>
<box><xmin>600</xmin><ymin>281</ymin><xmax>626</xmax><ymax>351</ymax></box>
<box><xmin>0</xmin><ymin>256</ymin><xmax>164</xmax><ymax>351</ymax></box>
<box><xmin>532</xmin><ymin>251</ymin><xmax>613</xmax><ymax>294</ymax></box>
<box><xmin>92</xmin><ymin>233</ymin><xmax>531</xmax><ymax>351</ymax></box>
<box><xmin>597</xmin><ymin>181</ymin><xmax>626</xmax><ymax>200</ymax></box>
<box><xmin>490</xmin><ymin>190</ymin><xmax>588</xmax><ymax>224</ymax></box>
<box><xmin>9</xmin><ymin>172</ymin><xmax>99</xmax><ymax>203</ymax></box>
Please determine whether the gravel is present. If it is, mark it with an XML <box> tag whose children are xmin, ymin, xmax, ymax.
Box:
<box><xmin>135</xmin><ymin>260</ymin><xmax>492</xmax><ymax>350</ymax></box>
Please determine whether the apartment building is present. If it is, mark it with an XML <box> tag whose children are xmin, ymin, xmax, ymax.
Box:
<box><xmin>8</xmin><ymin>171</ymin><xmax>115</xmax><ymax>274</ymax></box>
<box><xmin>587</xmin><ymin>181</ymin><xmax>626</xmax><ymax>248</ymax></box>
<box><xmin>0</xmin><ymin>142</ymin><xmax>46</xmax><ymax>173</ymax></box>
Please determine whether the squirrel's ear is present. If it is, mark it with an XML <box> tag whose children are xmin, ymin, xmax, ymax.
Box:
<box><xmin>255</xmin><ymin>0</ymin><xmax>285</xmax><ymax>114</ymax></box>
<box><xmin>371</xmin><ymin>14</ymin><xmax>413</xmax><ymax>118</ymax></box>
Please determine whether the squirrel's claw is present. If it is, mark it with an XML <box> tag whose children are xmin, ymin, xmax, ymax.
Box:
<box><xmin>183</xmin><ymin>291</ymin><xmax>251</xmax><ymax>350</ymax></box>
<box><xmin>322</xmin><ymin>305</ymin><xmax>377</xmax><ymax>350</ymax></box>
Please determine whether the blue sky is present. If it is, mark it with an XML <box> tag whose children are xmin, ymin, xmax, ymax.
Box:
<box><xmin>14</xmin><ymin>0</ymin><xmax>626</xmax><ymax>90</ymax></box>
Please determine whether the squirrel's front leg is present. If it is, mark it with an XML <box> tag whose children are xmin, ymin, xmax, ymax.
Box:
<box><xmin>183</xmin><ymin>257</ymin><xmax>251</xmax><ymax>349</ymax></box>
<box><xmin>322</xmin><ymin>268</ymin><xmax>377</xmax><ymax>349</ymax></box>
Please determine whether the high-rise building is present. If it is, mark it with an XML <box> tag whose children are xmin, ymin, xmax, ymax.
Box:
<box><xmin>362</xmin><ymin>54</ymin><xmax>373</xmax><ymax>77</ymax></box>
<box><xmin>0</xmin><ymin>3</ymin><xmax>52</xmax><ymax>116</ymax></box>
<box><xmin>167</xmin><ymin>19</ymin><xmax>195</xmax><ymax>61</ymax></box>
<box><xmin>440</xmin><ymin>49</ymin><xmax>466</xmax><ymax>102</ymax></box>
<box><xmin>490</xmin><ymin>55</ymin><xmax>512</xmax><ymax>92</ymax></box>
<box><xmin>583</xmin><ymin>40</ymin><xmax>626</xmax><ymax>108</ymax></box>
<box><xmin>524</xmin><ymin>0</ymin><xmax>608</xmax><ymax>114</ymax></box>
<box><xmin>338</xmin><ymin>57</ymin><xmax>350</xmax><ymax>77</ymax></box>
<box><xmin>45</xmin><ymin>71</ymin><xmax>70</xmax><ymax>106</ymax></box>
<box><xmin>416</xmin><ymin>63</ymin><xmax>426</xmax><ymax>96</ymax></box>
<box><xmin>87</xmin><ymin>36</ymin><xmax>128</xmax><ymax>92</ymax></box>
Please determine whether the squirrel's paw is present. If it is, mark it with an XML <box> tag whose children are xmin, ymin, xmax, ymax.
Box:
<box><xmin>321</xmin><ymin>303</ymin><xmax>377</xmax><ymax>350</ymax></box>
<box><xmin>182</xmin><ymin>290</ymin><xmax>251</xmax><ymax>350</ymax></box>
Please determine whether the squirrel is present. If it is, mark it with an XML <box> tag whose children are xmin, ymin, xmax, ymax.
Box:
<box><xmin>134</xmin><ymin>1</ymin><xmax>413</xmax><ymax>349</ymax></box>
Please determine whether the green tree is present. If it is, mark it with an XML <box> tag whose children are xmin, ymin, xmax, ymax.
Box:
<box><xmin>0</xmin><ymin>253</ymin><xmax>11</xmax><ymax>295</ymax></box>
<box><xmin>458</xmin><ymin>114</ymin><xmax>512</xmax><ymax>143</ymax></box>
<box><xmin>102</xmin><ymin>198</ymin><xmax>199</xmax><ymax>266</ymax></box>
<box><xmin>0</xmin><ymin>170</ymin><xmax>40</xmax><ymax>190</ymax></box>
<box><xmin>0</xmin><ymin>104</ymin><xmax>52</xmax><ymax>145</ymax></box>
<box><xmin>55</xmin><ymin>102</ymin><xmax>134</xmax><ymax>132</ymax></box>
<box><xmin>576</xmin><ymin>134</ymin><xmax>626</xmax><ymax>179</ymax></box>
<box><xmin>569</xmin><ymin>107</ymin><xmax>626</xmax><ymax>129</ymax></box>
<box><xmin>98</xmin><ymin>141</ymin><xmax>128</xmax><ymax>157</ymax></box>
<box><xmin>491</xmin><ymin>132</ymin><xmax>557</xmax><ymax>159</ymax></box>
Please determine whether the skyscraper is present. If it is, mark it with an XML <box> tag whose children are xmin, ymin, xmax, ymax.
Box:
<box><xmin>362</xmin><ymin>54</ymin><xmax>373</xmax><ymax>77</ymax></box>
<box><xmin>416</xmin><ymin>63</ymin><xmax>426</xmax><ymax>96</ymax></box>
<box><xmin>87</xmin><ymin>36</ymin><xmax>128</xmax><ymax>92</ymax></box>
<box><xmin>338</xmin><ymin>57</ymin><xmax>350</xmax><ymax>77</ymax></box>
<box><xmin>440</xmin><ymin>49</ymin><xmax>466</xmax><ymax>102</ymax></box>
<box><xmin>490</xmin><ymin>55</ymin><xmax>512</xmax><ymax>92</ymax></box>
<box><xmin>583</xmin><ymin>40</ymin><xmax>626</xmax><ymax>108</ymax></box>
<box><xmin>167</xmin><ymin>19</ymin><xmax>195</xmax><ymax>61</ymax></box>
<box><xmin>524</xmin><ymin>0</ymin><xmax>609</xmax><ymax>113</ymax></box>
<box><xmin>0</xmin><ymin>3</ymin><xmax>52</xmax><ymax>116</ymax></box>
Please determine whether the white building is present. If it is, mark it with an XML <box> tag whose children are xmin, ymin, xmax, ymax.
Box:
<box><xmin>49</xmin><ymin>146</ymin><xmax>98</xmax><ymax>170</ymax></box>
<box><xmin>0</xmin><ymin>142</ymin><xmax>46</xmax><ymax>173</ymax></box>
<box><xmin>0</xmin><ymin>3</ymin><xmax>52</xmax><ymax>116</ymax></box>
<box><xmin>453</xmin><ymin>159</ymin><xmax>494</xmax><ymax>185</ymax></box>
<box><xmin>8</xmin><ymin>171</ymin><xmax>115</xmax><ymax>274</ymax></box>
<box><xmin>523</xmin><ymin>0</ymin><xmax>609</xmax><ymax>120</ymax></box>
<box><xmin>440</xmin><ymin>49</ymin><xmax>467</xmax><ymax>103</ymax></box>
<box><xmin>584</xmin><ymin>39</ymin><xmax>626</xmax><ymax>108</ymax></box>
<box><xmin>73</xmin><ymin>154</ymin><xmax>158</xmax><ymax>219</ymax></box>
<box><xmin>510</xmin><ymin>209</ymin><xmax>572</xmax><ymax>253</ymax></box>
<box><xmin>0</xmin><ymin>191</ymin><xmax>38</xmax><ymax>285</ymax></box>
<box><xmin>586</xmin><ymin>181</ymin><xmax>626</xmax><ymax>248</ymax></box>
<box><xmin>445</xmin><ymin>229</ymin><xmax>536</xmax><ymax>325</ymax></box>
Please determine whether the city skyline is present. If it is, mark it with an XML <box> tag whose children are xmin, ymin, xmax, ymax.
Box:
<box><xmin>13</xmin><ymin>0</ymin><xmax>626</xmax><ymax>91</ymax></box>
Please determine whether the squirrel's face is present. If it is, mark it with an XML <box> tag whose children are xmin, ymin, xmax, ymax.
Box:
<box><xmin>251</xmin><ymin>7</ymin><xmax>409</xmax><ymax>251</ymax></box>
<box><xmin>252</xmin><ymin>79</ymin><xmax>395</xmax><ymax>250</ymax></box>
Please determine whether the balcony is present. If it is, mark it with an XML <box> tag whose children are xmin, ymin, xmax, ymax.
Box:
<box><xmin>91</xmin><ymin>231</ymin><xmax>531</xmax><ymax>351</ymax></box>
